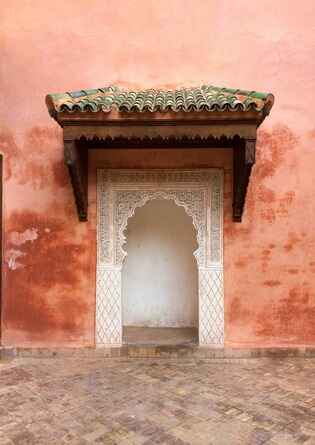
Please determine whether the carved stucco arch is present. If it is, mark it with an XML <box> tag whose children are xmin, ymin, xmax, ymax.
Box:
<box><xmin>117</xmin><ymin>190</ymin><xmax>205</xmax><ymax>267</ymax></box>
<box><xmin>96</xmin><ymin>169</ymin><xmax>224</xmax><ymax>347</ymax></box>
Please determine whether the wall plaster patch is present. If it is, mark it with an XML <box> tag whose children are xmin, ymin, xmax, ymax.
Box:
<box><xmin>96</xmin><ymin>169</ymin><xmax>224</xmax><ymax>346</ymax></box>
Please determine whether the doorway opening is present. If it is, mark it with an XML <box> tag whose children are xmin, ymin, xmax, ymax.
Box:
<box><xmin>122</xmin><ymin>199</ymin><xmax>198</xmax><ymax>346</ymax></box>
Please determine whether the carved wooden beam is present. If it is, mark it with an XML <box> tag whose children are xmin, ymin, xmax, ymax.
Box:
<box><xmin>62</xmin><ymin>131</ymin><xmax>257</xmax><ymax>223</ymax></box>
<box><xmin>64</xmin><ymin>139</ymin><xmax>88</xmax><ymax>221</ymax></box>
<box><xmin>233</xmin><ymin>138</ymin><xmax>256</xmax><ymax>222</ymax></box>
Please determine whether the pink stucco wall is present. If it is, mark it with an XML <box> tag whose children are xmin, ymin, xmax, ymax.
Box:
<box><xmin>1</xmin><ymin>1</ymin><xmax>315</xmax><ymax>347</ymax></box>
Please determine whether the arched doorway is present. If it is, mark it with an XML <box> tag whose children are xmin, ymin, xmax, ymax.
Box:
<box><xmin>96</xmin><ymin>169</ymin><xmax>224</xmax><ymax>347</ymax></box>
<box><xmin>122</xmin><ymin>199</ymin><xmax>198</xmax><ymax>345</ymax></box>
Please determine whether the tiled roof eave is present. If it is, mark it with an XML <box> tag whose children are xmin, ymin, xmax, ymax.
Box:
<box><xmin>45</xmin><ymin>84</ymin><xmax>274</xmax><ymax>224</ymax></box>
<box><xmin>46</xmin><ymin>84</ymin><xmax>274</xmax><ymax>127</ymax></box>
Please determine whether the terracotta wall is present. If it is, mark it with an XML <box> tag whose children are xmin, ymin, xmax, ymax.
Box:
<box><xmin>1</xmin><ymin>1</ymin><xmax>315</xmax><ymax>347</ymax></box>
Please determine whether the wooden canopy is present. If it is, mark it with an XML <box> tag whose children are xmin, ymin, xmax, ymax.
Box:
<box><xmin>46</xmin><ymin>84</ymin><xmax>274</xmax><ymax>222</ymax></box>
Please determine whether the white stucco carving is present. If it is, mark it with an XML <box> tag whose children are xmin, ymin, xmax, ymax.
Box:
<box><xmin>96</xmin><ymin>169</ymin><xmax>224</xmax><ymax>346</ymax></box>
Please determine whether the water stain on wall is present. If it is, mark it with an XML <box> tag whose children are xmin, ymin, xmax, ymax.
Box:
<box><xmin>263</xmin><ymin>280</ymin><xmax>281</xmax><ymax>287</ymax></box>
<box><xmin>18</xmin><ymin>127</ymin><xmax>63</xmax><ymax>189</ymax></box>
<box><xmin>225</xmin><ymin>125</ymin><xmax>298</xmax><ymax>240</ymax></box>
<box><xmin>257</xmin><ymin>184</ymin><xmax>276</xmax><ymax>203</ymax></box>
<box><xmin>3</xmin><ymin>210</ymin><xmax>91</xmax><ymax>338</ymax></box>
<box><xmin>228</xmin><ymin>296</ymin><xmax>251</xmax><ymax>324</ymax></box>
<box><xmin>0</xmin><ymin>131</ymin><xmax>20</xmax><ymax>181</ymax></box>
<box><xmin>261</xmin><ymin>248</ymin><xmax>272</xmax><ymax>273</ymax></box>
<box><xmin>52</xmin><ymin>159</ymin><xmax>69</xmax><ymax>188</ymax></box>
<box><xmin>288</xmin><ymin>269</ymin><xmax>299</xmax><ymax>275</ymax></box>
<box><xmin>225</xmin><ymin>124</ymin><xmax>315</xmax><ymax>345</ymax></box>
<box><xmin>23</xmin><ymin>126</ymin><xmax>62</xmax><ymax>156</ymax></box>
<box><xmin>0</xmin><ymin>126</ymin><xmax>64</xmax><ymax>189</ymax></box>
<box><xmin>255</xmin><ymin>125</ymin><xmax>298</xmax><ymax>181</ymax></box>
<box><xmin>283</xmin><ymin>231</ymin><xmax>301</xmax><ymax>252</ymax></box>
<box><xmin>256</xmin><ymin>285</ymin><xmax>315</xmax><ymax>342</ymax></box>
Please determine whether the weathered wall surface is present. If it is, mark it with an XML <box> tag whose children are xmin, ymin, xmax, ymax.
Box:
<box><xmin>1</xmin><ymin>1</ymin><xmax>315</xmax><ymax>347</ymax></box>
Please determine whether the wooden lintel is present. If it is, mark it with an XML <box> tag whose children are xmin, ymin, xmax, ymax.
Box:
<box><xmin>64</xmin><ymin>139</ymin><xmax>88</xmax><ymax>221</ymax></box>
<box><xmin>63</xmin><ymin>123</ymin><xmax>257</xmax><ymax>142</ymax></box>
<box><xmin>58</xmin><ymin>109</ymin><xmax>263</xmax><ymax>124</ymax></box>
<box><xmin>233</xmin><ymin>138</ymin><xmax>256</xmax><ymax>222</ymax></box>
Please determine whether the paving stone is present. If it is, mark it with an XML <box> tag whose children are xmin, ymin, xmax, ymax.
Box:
<box><xmin>0</xmin><ymin>357</ymin><xmax>314</xmax><ymax>444</ymax></box>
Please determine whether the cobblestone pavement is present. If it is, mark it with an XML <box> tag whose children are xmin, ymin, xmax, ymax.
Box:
<box><xmin>0</xmin><ymin>357</ymin><xmax>314</xmax><ymax>445</ymax></box>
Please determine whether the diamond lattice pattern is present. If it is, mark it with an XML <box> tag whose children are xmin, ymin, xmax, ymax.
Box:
<box><xmin>199</xmin><ymin>268</ymin><xmax>224</xmax><ymax>345</ymax></box>
<box><xmin>96</xmin><ymin>268</ymin><xmax>122</xmax><ymax>345</ymax></box>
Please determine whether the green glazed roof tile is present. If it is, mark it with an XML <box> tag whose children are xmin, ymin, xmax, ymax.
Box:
<box><xmin>46</xmin><ymin>84</ymin><xmax>274</xmax><ymax>116</ymax></box>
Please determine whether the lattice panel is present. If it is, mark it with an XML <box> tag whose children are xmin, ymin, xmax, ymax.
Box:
<box><xmin>199</xmin><ymin>268</ymin><xmax>224</xmax><ymax>345</ymax></box>
<box><xmin>96</xmin><ymin>267</ymin><xmax>122</xmax><ymax>345</ymax></box>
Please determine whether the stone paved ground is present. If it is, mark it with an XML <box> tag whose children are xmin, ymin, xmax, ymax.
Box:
<box><xmin>0</xmin><ymin>357</ymin><xmax>314</xmax><ymax>445</ymax></box>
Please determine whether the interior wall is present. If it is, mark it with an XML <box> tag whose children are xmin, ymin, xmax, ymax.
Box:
<box><xmin>122</xmin><ymin>199</ymin><xmax>198</xmax><ymax>328</ymax></box>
